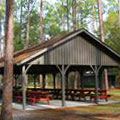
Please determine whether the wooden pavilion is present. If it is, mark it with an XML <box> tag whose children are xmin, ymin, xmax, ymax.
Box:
<box><xmin>0</xmin><ymin>28</ymin><xmax>120</xmax><ymax>110</ymax></box>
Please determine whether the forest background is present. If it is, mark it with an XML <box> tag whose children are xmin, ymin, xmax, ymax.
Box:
<box><xmin>0</xmin><ymin>0</ymin><xmax>119</xmax><ymax>54</ymax></box>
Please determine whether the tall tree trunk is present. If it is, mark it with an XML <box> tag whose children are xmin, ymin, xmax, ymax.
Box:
<box><xmin>72</xmin><ymin>0</ymin><xmax>77</xmax><ymax>31</ymax></box>
<box><xmin>25</xmin><ymin>0</ymin><xmax>30</xmax><ymax>48</ymax></box>
<box><xmin>40</xmin><ymin>0</ymin><xmax>44</xmax><ymax>42</ymax></box>
<box><xmin>118</xmin><ymin>0</ymin><xmax>120</xmax><ymax>27</ymax></box>
<box><xmin>20</xmin><ymin>0</ymin><xmax>23</xmax><ymax>39</ymax></box>
<box><xmin>74</xmin><ymin>72</ymin><xmax>79</xmax><ymax>89</ymax></box>
<box><xmin>98</xmin><ymin>0</ymin><xmax>105</xmax><ymax>42</ymax></box>
<box><xmin>61</xmin><ymin>2</ymin><xmax>65</xmax><ymax>31</ymax></box>
<box><xmin>72</xmin><ymin>0</ymin><xmax>78</xmax><ymax>89</ymax></box>
<box><xmin>0</xmin><ymin>0</ymin><xmax>14</xmax><ymax>120</ymax></box>
<box><xmin>0</xmin><ymin>0</ymin><xmax>2</xmax><ymax>36</ymax></box>
<box><xmin>67</xmin><ymin>0</ymin><xmax>69</xmax><ymax>32</ymax></box>
<box><xmin>98</xmin><ymin>0</ymin><xmax>108</xmax><ymax>90</ymax></box>
<box><xmin>0</xmin><ymin>0</ymin><xmax>2</xmax><ymax>57</ymax></box>
<box><xmin>91</xmin><ymin>2</ymin><xmax>96</xmax><ymax>33</ymax></box>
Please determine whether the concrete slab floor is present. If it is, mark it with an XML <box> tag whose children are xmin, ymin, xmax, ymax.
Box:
<box><xmin>11</xmin><ymin>100</ymin><xmax>120</xmax><ymax>111</ymax></box>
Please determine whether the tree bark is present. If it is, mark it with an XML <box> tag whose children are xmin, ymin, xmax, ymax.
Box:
<box><xmin>0</xmin><ymin>0</ymin><xmax>2</xmax><ymax>37</ymax></box>
<box><xmin>67</xmin><ymin>0</ymin><xmax>69</xmax><ymax>32</ymax></box>
<box><xmin>72</xmin><ymin>0</ymin><xmax>77</xmax><ymax>31</ymax></box>
<box><xmin>0</xmin><ymin>0</ymin><xmax>2</xmax><ymax>57</ymax></box>
<box><xmin>91</xmin><ymin>2</ymin><xmax>96</xmax><ymax>33</ymax></box>
<box><xmin>25</xmin><ymin>0</ymin><xmax>30</xmax><ymax>48</ymax></box>
<box><xmin>40</xmin><ymin>0</ymin><xmax>44</xmax><ymax>42</ymax></box>
<box><xmin>74</xmin><ymin>72</ymin><xmax>78</xmax><ymax>89</ymax></box>
<box><xmin>98</xmin><ymin>0</ymin><xmax>108</xmax><ymax>90</ymax></box>
<box><xmin>0</xmin><ymin>0</ymin><xmax>14</xmax><ymax>120</ymax></box>
<box><xmin>20</xmin><ymin>0</ymin><xmax>23</xmax><ymax>39</ymax></box>
<box><xmin>98</xmin><ymin>0</ymin><xmax>105</xmax><ymax>42</ymax></box>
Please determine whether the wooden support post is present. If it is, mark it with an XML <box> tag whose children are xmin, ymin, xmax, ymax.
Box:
<box><xmin>94</xmin><ymin>69</ymin><xmax>99</xmax><ymax>104</ymax></box>
<box><xmin>57</xmin><ymin>65</ymin><xmax>70</xmax><ymax>107</ymax></box>
<box><xmin>61</xmin><ymin>65</ymin><xmax>66</xmax><ymax>107</ymax></box>
<box><xmin>100</xmin><ymin>70</ymin><xmax>104</xmax><ymax>89</ymax></box>
<box><xmin>104</xmin><ymin>69</ymin><xmax>109</xmax><ymax>90</ymax></box>
<box><xmin>38</xmin><ymin>74</ymin><xmax>42</xmax><ymax>87</ymax></box>
<box><xmin>99</xmin><ymin>70</ymin><xmax>103</xmax><ymax>90</ymax></box>
<box><xmin>53</xmin><ymin>73</ymin><xmax>56</xmax><ymax>89</ymax></box>
<box><xmin>91</xmin><ymin>65</ymin><xmax>101</xmax><ymax>104</ymax></box>
<box><xmin>22</xmin><ymin>66</ymin><xmax>27</xmax><ymax>110</ymax></box>
<box><xmin>42</xmin><ymin>74</ymin><xmax>46</xmax><ymax>89</ymax></box>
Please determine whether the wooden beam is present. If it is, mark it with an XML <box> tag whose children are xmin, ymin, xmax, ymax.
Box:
<box><xmin>91</xmin><ymin>65</ymin><xmax>101</xmax><ymax>104</ymax></box>
<box><xmin>104</xmin><ymin>69</ymin><xmax>109</xmax><ymax>90</ymax></box>
<box><xmin>22</xmin><ymin>66</ymin><xmax>27</xmax><ymax>110</ymax></box>
<box><xmin>94</xmin><ymin>69</ymin><xmax>99</xmax><ymax>104</ymax></box>
<box><xmin>61</xmin><ymin>65</ymin><xmax>66</xmax><ymax>106</ymax></box>
<box><xmin>57</xmin><ymin>65</ymin><xmax>70</xmax><ymax>107</ymax></box>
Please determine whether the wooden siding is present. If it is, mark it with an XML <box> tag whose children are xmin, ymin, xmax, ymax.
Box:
<box><xmin>29</xmin><ymin>36</ymin><xmax>119</xmax><ymax>66</ymax></box>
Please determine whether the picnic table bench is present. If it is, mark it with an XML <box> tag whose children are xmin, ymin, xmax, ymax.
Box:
<box><xmin>90</xmin><ymin>90</ymin><xmax>111</xmax><ymax>101</ymax></box>
<box><xmin>14</xmin><ymin>90</ymin><xmax>52</xmax><ymax>105</ymax></box>
<box><xmin>25</xmin><ymin>88</ymin><xmax>111</xmax><ymax>102</ymax></box>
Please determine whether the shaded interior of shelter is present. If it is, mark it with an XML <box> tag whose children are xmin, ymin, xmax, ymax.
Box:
<box><xmin>0</xmin><ymin>65</ymin><xmax>117</xmax><ymax>102</ymax></box>
<box><xmin>0</xmin><ymin>65</ymin><xmax>117</xmax><ymax>89</ymax></box>
<box><xmin>13</xmin><ymin>65</ymin><xmax>117</xmax><ymax>91</ymax></box>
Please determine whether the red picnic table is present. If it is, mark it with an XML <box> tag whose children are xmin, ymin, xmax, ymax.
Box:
<box><xmin>15</xmin><ymin>90</ymin><xmax>52</xmax><ymax>105</ymax></box>
<box><xmin>66</xmin><ymin>89</ymin><xmax>110</xmax><ymax>101</ymax></box>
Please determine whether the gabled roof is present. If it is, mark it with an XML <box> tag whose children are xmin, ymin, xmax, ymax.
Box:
<box><xmin>0</xmin><ymin>28</ymin><xmax>120</xmax><ymax>67</ymax></box>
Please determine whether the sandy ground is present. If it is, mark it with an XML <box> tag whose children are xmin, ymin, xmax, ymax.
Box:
<box><xmin>13</xmin><ymin>107</ymin><xmax>120</xmax><ymax>120</ymax></box>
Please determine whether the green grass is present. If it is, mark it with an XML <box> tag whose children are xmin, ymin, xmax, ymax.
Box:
<box><xmin>71</xmin><ymin>89</ymin><xmax>120</xmax><ymax>114</ymax></box>
<box><xmin>108</xmin><ymin>90</ymin><xmax>120</xmax><ymax>96</ymax></box>
<box><xmin>72</xmin><ymin>103</ymin><xmax>120</xmax><ymax>114</ymax></box>
<box><xmin>107</xmin><ymin>89</ymin><xmax>120</xmax><ymax>101</ymax></box>
<box><xmin>27</xmin><ymin>84</ymin><xmax>42</xmax><ymax>88</ymax></box>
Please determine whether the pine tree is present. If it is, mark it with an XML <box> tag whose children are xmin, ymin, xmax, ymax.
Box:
<box><xmin>40</xmin><ymin>0</ymin><xmax>44</xmax><ymax>42</ymax></box>
<box><xmin>0</xmin><ymin>0</ymin><xmax>14</xmax><ymax>120</ymax></box>
<box><xmin>98</xmin><ymin>0</ymin><xmax>108</xmax><ymax>90</ymax></box>
<box><xmin>0</xmin><ymin>0</ymin><xmax>2</xmax><ymax>57</ymax></box>
<box><xmin>98</xmin><ymin>0</ymin><xmax>105</xmax><ymax>42</ymax></box>
<box><xmin>25</xmin><ymin>0</ymin><xmax>30</xmax><ymax>48</ymax></box>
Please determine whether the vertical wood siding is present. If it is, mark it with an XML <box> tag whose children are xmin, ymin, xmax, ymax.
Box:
<box><xmin>29</xmin><ymin>36</ymin><xmax>119</xmax><ymax>66</ymax></box>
